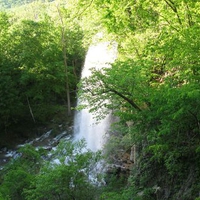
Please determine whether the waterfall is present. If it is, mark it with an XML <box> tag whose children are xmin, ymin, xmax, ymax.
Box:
<box><xmin>73</xmin><ymin>40</ymin><xmax>117</xmax><ymax>152</ymax></box>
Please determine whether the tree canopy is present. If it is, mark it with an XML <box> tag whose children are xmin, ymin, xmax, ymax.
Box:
<box><xmin>76</xmin><ymin>0</ymin><xmax>200</xmax><ymax>199</ymax></box>
<box><xmin>0</xmin><ymin>2</ymin><xmax>86</xmax><ymax>146</ymax></box>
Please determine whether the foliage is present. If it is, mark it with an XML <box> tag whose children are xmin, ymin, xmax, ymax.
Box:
<box><xmin>0</xmin><ymin>0</ymin><xmax>54</xmax><ymax>10</ymax></box>
<box><xmin>0</xmin><ymin>144</ymin><xmax>43</xmax><ymax>200</ymax></box>
<box><xmin>24</xmin><ymin>140</ymin><xmax>101</xmax><ymax>200</ymax></box>
<box><xmin>0</xmin><ymin>140</ymin><xmax>102</xmax><ymax>200</ymax></box>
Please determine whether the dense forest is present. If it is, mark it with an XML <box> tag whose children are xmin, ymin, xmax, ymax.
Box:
<box><xmin>0</xmin><ymin>0</ymin><xmax>88</xmax><ymax>148</ymax></box>
<box><xmin>0</xmin><ymin>0</ymin><xmax>200</xmax><ymax>200</ymax></box>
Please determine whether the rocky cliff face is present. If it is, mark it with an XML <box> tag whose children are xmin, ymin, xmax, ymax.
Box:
<box><xmin>105</xmin><ymin>146</ymin><xmax>135</xmax><ymax>185</ymax></box>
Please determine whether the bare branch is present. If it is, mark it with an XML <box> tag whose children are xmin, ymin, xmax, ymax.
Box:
<box><xmin>107</xmin><ymin>87</ymin><xmax>142</xmax><ymax>111</ymax></box>
<box><xmin>164</xmin><ymin>0</ymin><xmax>182</xmax><ymax>26</ymax></box>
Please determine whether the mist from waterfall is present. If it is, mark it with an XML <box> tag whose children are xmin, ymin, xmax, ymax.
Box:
<box><xmin>73</xmin><ymin>40</ymin><xmax>117</xmax><ymax>152</ymax></box>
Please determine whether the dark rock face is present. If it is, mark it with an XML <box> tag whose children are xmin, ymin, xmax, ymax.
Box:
<box><xmin>104</xmin><ymin>148</ymin><xmax>134</xmax><ymax>185</ymax></box>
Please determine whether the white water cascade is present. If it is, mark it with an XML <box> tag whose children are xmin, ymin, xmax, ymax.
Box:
<box><xmin>73</xmin><ymin>40</ymin><xmax>117</xmax><ymax>152</ymax></box>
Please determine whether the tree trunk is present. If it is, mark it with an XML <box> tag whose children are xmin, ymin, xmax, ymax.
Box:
<box><xmin>57</xmin><ymin>4</ymin><xmax>71</xmax><ymax>116</ymax></box>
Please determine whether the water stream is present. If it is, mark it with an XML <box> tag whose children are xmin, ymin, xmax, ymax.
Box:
<box><xmin>0</xmin><ymin>128</ymin><xmax>72</xmax><ymax>169</ymax></box>
<box><xmin>73</xmin><ymin>41</ymin><xmax>117</xmax><ymax>152</ymax></box>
